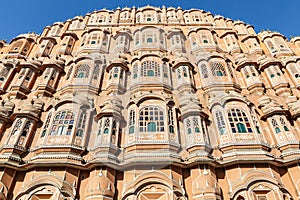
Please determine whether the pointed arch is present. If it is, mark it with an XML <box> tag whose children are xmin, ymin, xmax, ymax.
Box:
<box><xmin>121</xmin><ymin>171</ymin><xmax>186</xmax><ymax>200</ymax></box>
<box><xmin>14</xmin><ymin>174</ymin><xmax>76</xmax><ymax>200</ymax></box>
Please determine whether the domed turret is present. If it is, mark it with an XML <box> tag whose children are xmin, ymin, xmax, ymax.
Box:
<box><xmin>98</xmin><ymin>95</ymin><xmax>123</xmax><ymax>118</ymax></box>
<box><xmin>192</xmin><ymin>173</ymin><xmax>221</xmax><ymax>197</ymax></box>
<box><xmin>85</xmin><ymin>171</ymin><xmax>115</xmax><ymax>199</ymax></box>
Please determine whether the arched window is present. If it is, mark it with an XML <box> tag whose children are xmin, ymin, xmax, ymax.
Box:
<box><xmin>112</xmin><ymin>121</ymin><xmax>117</xmax><ymax>136</ymax></box>
<box><xmin>228</xmin><ymin>108</ymin><xmax>252</xmax><ymax>133</ymax></box>
<box><xmin>136</xmin><ymin>14</ymin><xmax>141</xmax><ymax>23</ymax></box>
<box><xmin>280</xmin><ymin>117</ymin><xmax>289</xmax><ymax>131</ymax></box>
<box><xmin>129</xmin><ymin>110</ymin><xmax>135</xmax><ymax>134</ymax></box>
<box><xmin>183</xmin><ymin>67</ymin><xmax>188</xmax><ymax>77</ymax></box>
<box><xmin>271</xmin><ymin>118</ymin><xmax>281</xmax><ymax>133</ymax></box>
<box><xmin>242</xmin><ymin>67</ymin><xmax>250</xmax><ymax>79</ymax></box>
<box><xmin>250</xmin><ymin>65</ymin><xmax>257</xmax><ymax>77</ymax></box>
<box><xmin>113</xmin><ymin>67</ymin><xmax>119</xmax><ymax>78</ymax></box>
<box><xmin>201</xmin><ymin>64</ymin><xmax>209</xmax><ymax>78</ymax></box>
<box><xmin>50</xmin><ymin>111</ymin><xmax>75</xmax><ymax>136</ymax></box>
<box><xmin>97</xmin><ymin>120</ymin><xmax>102</xmax><ymax>136</ymax></box>
<box><xmin>215</xmin><ymin>111</ymin><xmax>226</xmax><ymax>135</ymax></box>
<box><xmin>48</xmin><ymin>69</ymin><xmax>57</xmax><ymax>87</ymax></box>
<box><xmin>74</xmin><ymin>64</ymin><xmax>90</xmax><ymax>78</ymax></box>
<box><xmin>201</xmin><ymin>119</ymin><xmax>206</xmax><ymax>134</ymax></box>
<box><xmin>139</xmin><ymin>106</ymin><xmax>164</xmax><ymax>132</ymax></box>
<box><xmin>93</xmin><ymin>65</ymin><xmax>100</xmax><ymax>80</ymax></box>
<box><xmin>210</xmin><ymin>62</ymin><xmax>226</xmax><ymax>77</ymax></box>
<box><xmin>88</xmin><ymin>32</ymin><xmax>102</xmax><ymax>46</ymax></box>
<box><xmin>141</xmin><ymin>61</ymin><xmax>160</xmax><ymax>77</ymax></box>
<box><xmin>76</xmin><ymin>111</ymin><xmax>87</xmax><ymax>137</ymax></box>
<box><xmin>41</xmin><ymin>112</ymin><xmax>52</xmax><ymax>137</ymax></box>
<box><xmin>266</xmin><ymin>40</ymin><xmax>277</xmax><ymax>53</ymax></box>
<box><xmin>176</xmin><ymin>69</ymin><xmax>181</xmax><ymax>79</ymax></box>
<box><xmin>190</xmin><ymin>34</ymin><xmax>197</xmax><ymax>46</ymax></box>
<box><xmin>21</xmin><ymin>69</ymin><xmax>34</xmax><ymax>88</ymax></box>
<box><xmin>251</xmin><ymin>108</ymin><xmax>261</xmax><ymax>134</ymax></box>
<box><xmin>163</xmin><ymin>64</ymin><xmax>168</xmax><ymax>78</ymax></box>
<box><xmin>102</xmin><ymin>34</ymin><xmax>108</xmax><ymax>46</ymax></box>
<box><xmin>132</xmin><ymin>64</ymin><xmax>138</xmax><ymax>79</ymax></box>
<box><xmin>12</xmin><ymin>119</ymin><xmax>22</xmax><ymax>135</ymax></box>
<box><xmin>103</xmin><ymin>118</ymin><xmax>110</xmax><ymax>134</ymax></box>
<box><xmin>200</xmin><ymin>31</ymin><xmax>211</xmax><ymax>45</ymax></box>
<box><xmin>186</xmin><ymin>119</ymin><xmax>192</xmax><ymax>134</ymax></box>
<box><xmin>193</xmin><ymin>117</ymin><xmax>200</xmax><ymax>133</ymax></box>
<box><xmin>144</xmin><ymin>14</ymin><xmax>155</xmax><ymax>22</ymax></box>
<box><xmin>135</xmin><ymin>32</ymin><xmax>140</xmax><ymax>45</ymax></box>
<box><xmin>184</xmin><ymin>14</ymin><xmax>190</xmax><ymax>23</ymax></box>
<box><xmin>0</xmin><ymin>67</ymin><xmax>9</xmax><ymax>80</ymax></box>
<box><xmin>66</xmin><ymin>66</ymin><xmax>73</xmax><ymax>80</ymax></box>
<box><xmin>168</xmin><ymin>108</ymin><xmax>175</xmax><ymax>133</ymax></box>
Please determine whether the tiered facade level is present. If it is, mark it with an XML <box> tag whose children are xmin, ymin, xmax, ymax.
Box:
<box><xmin>0</xmin><ymin>5</ymin><xmax>300</xmax><ymax>200</ymax></box>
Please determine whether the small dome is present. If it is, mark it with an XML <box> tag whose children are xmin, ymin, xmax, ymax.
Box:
<box><xmin>99</xmin><ymin>95</ymin><xmax>123</xmax><ymax>115</ymax></box>
<box><xmin>86</xmin><ymin>173</ymin><xmax>115</xmax><ymax>198</ymax></box>
<box><xmin>0</xmin><ymin>102</ymin><xmax>9</xmax><ymax>116</ymax></box>
<box><xmin>4</xmin><ymin>99</ymin><xmax>15</xmax><ymax>110</ymax></box>
<box><xmin>21</xmin><ymin>98</ymin><xmax>44</xmax><ymax>116</ymax></box>
<box><xmin>257</xmin><ymin>55</ymin><xmax>267</xmax><ymax>63</ymax></box>
<box><xmin>111</xmin><ymin>57</ymin><xmax>127</xmax><ymax>65</ymax></box>
<box><xmin>258</xmin><ymin>96</ymin><xmax>271</xmax><ymax>105</ymax></box>
<box><xmin>33</xmin><ymin>98</ymin><xmax>44</xmax><ymax>110</ymax></box>
<box><xmin>192</xmin><ymin>173</ymin><xmax>220</xmax><ymax>196</ymax></box>
<box><xmin>175</xmin><ymin>55</ymin><xmax>189</xmax><ymax>63</ymax></box>
<box><xmin>22</xmin><ymin>103</ymin><xmax>39</xmax><ymax>114</ymax></box>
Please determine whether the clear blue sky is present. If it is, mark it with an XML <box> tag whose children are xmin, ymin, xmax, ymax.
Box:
<box><xmin>1</xmin><ymin>0</ymin><xmax>299</xmax><ymax>42</ymax></box>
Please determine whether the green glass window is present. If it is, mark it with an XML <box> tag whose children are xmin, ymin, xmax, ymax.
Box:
<box><xmin>211</xmin><ymin>62</ymin><xmax>226</xmax><ymax>77</ymax></box>
<box><xmin>169</xmin><ymin>125</ymin><xmax>174</xmax><ymax>133</ymax></box>
<box><xmin>147</xmin><ymin>70</ymin><xmax>154</xmax><ymax>76</ymax></box>
<box><xmin>104</xmin><ymin>128</ymin><xmax>109</xmax><ymax>134</ymax></box>
<box><xmin>237</xmin><ymin>123</ymin><xmax>247</xmax><ymax>133</ymax></box>
<box><xmin>228</xmin><ymin>108</ymin><xmax>253</xmax><ymax>134</ymax></box>
<box><xmin>147</xmin><ymin>122</ymin><xmax>156</xmax><ymax>132</ymax></box>
<box><xmin>129</xmin><ymin>126</ymin><xmax>134</xmax><ymax>134</ymax></box>
<box><xmin>275</xmin><ymin>127</ymin><xmax>281</xmax><ymax>133</ymax></box>
<box><xmin>76</xmin><ymin>129</ymin><xmax>83</xmax><ymax>137</ymax></box>
<box><xmin>216</xmin><ymin>71</ymin><xmax>223</xmax><ymax>76</ymax></box>
<box><xmin>78</xmin><ymin>72</ymin><xmax>85</xmax><ymax>78</ymax></box>
<box><xmin>139</xmin><ymin>106</ymin><xmax>164</xmax><ymax>132</ymax></box>
<box><xmin>220</xmin><ymin>127</ymin><xmax>226</xmax><ymax>135</ymax></box>
<box><xmin>141</xmin><ymin>61</ymin><xmax>160</xmax><ymax>77</ymax></box>
<box><xmin>147</xmin><ymin>38</ymin><xmax>153</xmax><ymax>43</ymax></box>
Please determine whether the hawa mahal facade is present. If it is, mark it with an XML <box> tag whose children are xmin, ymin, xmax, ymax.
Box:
<box><xmin>0</xmin><ymin>5</ymin><xmax>300</xmax><ymax>200</ymax></box>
